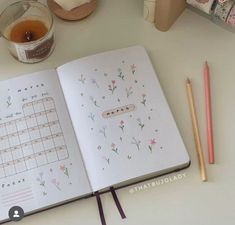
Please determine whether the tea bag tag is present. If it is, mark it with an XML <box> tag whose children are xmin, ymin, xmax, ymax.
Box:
<box><xmin>54</xmin><ymin>0</ymin><xmax>91</xmax><ymax>11</ymax></box>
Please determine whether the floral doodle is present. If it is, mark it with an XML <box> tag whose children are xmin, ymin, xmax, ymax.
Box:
<box><xmin>111</xmin><ymin>143</ymin><xmax>118</xmax><ymax>154</ymax></box>
<box><xmin>126</xmin><ymin>87</ymin><xmax>133</xmax><ymax>98</ymax></box>
<box><xmin>148</xmin><ymin>138</ymin><xmax>157</xmax><ymax>153</ymax></box>
<box><xmin>127</xmin><ymin>155</ymin><xmax>132</xmax><ymax>160</ymax></box>
<box><xmin>78</xmin><ymin>74</ymin><xmax>86</xmax><ymax>84</ymax></box>
<box><xmin>103</xmin><ymin>156</ymin><xmax>110</xmax><ymax>164</ymax></box>
<box><xmin>141</xmin><ymin>94</ymin><xmax>147</xmax><ymax>106</ymax></box>
<box><xmin>60</xmin><ymin>165</ymin><xmax>69</xmax><ymax>178</ymax></box>
<box><xmin>119</xmin><ymin>120</ymin><xmax>125</xmax><ymax>132</ymax></box>
<box><xmin>36</xmin><ymin>172</ymin><xmax>45</xmax><ymax>187</ymax></box>
<box><xmin>6</xmin><ymin>96</ymin><xmax>12</xmax><ymax>108</ymax></box>
<box><xmin>91</xmin><ymin>78</ymin><xmax>99</xmax><ymax>88</ymax></box>
<box><xmin>131</xmin><ymin>137</ymin><xmax>141</xmax><ymax>150</ymax></box>
<box><xmin>99</xmin><ymin>126</ymin><xmax>107</xmax><ymax>138</ymax></box>
<box><xmin>51</xmin><ymin>178</ymin><xmax>61</xmax><ymax>191</ymax></box>
<box><xmin>88</xmin><ymin>113</ymin><xmax>95</xmax><ymax>122</ymax></box>
<box><xmin>117</xmin><ymin>68</ymin><xmax>125</xmax><ymax>80</ymax></box>
<box><xmin>130</xmin><ymin>64</ymin><xmax>136</xmax><ymax>74</ymax></box>
<box><xmin>90</xmin><ymin>96</ymin><xmax>100</xmax><ymax>107</ymax></box>
<box><xmin>108</xmin><ymin>80</ymin><xmax>117</xmax><ymax>94</ymax></box>
<box><xmin>137</xmin><ymin>118</ymin><xmax>144</xmax><ymax>130</ymax></box>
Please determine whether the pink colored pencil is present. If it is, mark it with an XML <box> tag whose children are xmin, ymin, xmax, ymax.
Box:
<box><xmin>204</xmin><ymin>61</ymin><xmax>214</xmax><ymax>164</ymax></box>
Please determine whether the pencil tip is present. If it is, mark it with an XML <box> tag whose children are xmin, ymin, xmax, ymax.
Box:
<box><xmin>205</xmin><ymin>61</ymin><xmax>208</xmax><ymax>68</ymax></box>
<box><xmin>186</xmin><ymin>78</ymin><xmax>191</xmax><ymax>84</ymax></box>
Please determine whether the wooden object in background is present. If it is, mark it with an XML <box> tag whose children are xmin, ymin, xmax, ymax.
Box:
<box><xmin>154</xmin><ymin>0</ymin><xmax>186</xmax><ymax>31</ymax></box>
<box><xmin>47</xmin><ymin>0</ymin><xmax>97</xmax><ymax>21</ymax></box>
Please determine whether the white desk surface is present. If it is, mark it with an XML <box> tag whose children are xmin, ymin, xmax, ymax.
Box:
<box><xmin>1</xmin><ymin>0</ymin><xmax>235</xmax><ymax>225</ymax></box>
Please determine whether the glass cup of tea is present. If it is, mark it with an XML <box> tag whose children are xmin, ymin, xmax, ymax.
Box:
<box><xmin>0</xmin><ymin>1</ymin><xmax>55</xmax><ymax>63</ymax></box>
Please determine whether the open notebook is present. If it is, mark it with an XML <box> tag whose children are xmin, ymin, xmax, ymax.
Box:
<box><xmin>0</xmin><ymin>46</ymin><xmax>190</xmax><ymax>223</ymax></box>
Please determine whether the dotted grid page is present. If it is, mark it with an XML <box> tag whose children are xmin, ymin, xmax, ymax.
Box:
<box><xmin>0</xmin><ymin>70</ymin><xmax>91</xmax><ymax>222</ymax></box>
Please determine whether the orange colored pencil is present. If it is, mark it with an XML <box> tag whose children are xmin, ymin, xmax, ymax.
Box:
<box><xmin>204</xmin><ymin>61</ymin><xmax>214</xmax><ymax>164</ymax></box>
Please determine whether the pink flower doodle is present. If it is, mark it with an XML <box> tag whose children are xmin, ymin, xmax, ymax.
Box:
<box><xmin>51</xmin><ymin>178</ymin><xmax>61</xmax><ymax>191</ymax></box>
<box><xmin>60</xmin><ymin>165</ymin><xmax>65</xmax><ymax>171</ymax></box>
<box><xmin>60</xmin><ymin>165</ymin><xmax>69</xmax><ymax>178</ymax></box>
<box><xmin>108</xmin><ymin>80</ymin><xmax>117</xmax><ymax>94</ymax></box>
<box><xmin>111</xmin><ymin>143</ymin><xmax>118</xmax><ymax>154</ymax></box>
<box><xmin>119</xmin><ymin>120</ymin><xmax>125</xmax><ymax>132</ymax></box>
<box><xmin>148</xmin><ymin>138</ymin><xmax>157</xmax><ymax>153</ymax></box>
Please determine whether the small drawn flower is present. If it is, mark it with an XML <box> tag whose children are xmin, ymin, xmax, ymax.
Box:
<box><xmin>137</xmin><ymin>118</ymin><xmax>144</xmax><ymax>130</ymax></box>
<box><xmin>119</xmin><ymin>120</ymin><xmax>125</xmax><ymax>132</ymax></box>
<box><xmin>78</xmin><ymin>74</ymin><xmax>86</xmax><ymax>84</ymax></box>
<box><xmin>6</xmin><ymin>96</ymin><xmax>12</xmax><ymax>108</ymax></box>
<box><xmin>90</xmin><ymin>96</ymin><xmax>100</xmax><ymax>107</ymax></box>
<box><xmin>131</xmin><ymin>137</ymin><xmax>141</xmax><ymax>150</ymax></box>
<box><xmin>108</xmin><ymin>80</ymin><xmax>117</xmax><ymax>94</ymax></box>
<box><xmin>126</xmin><ymin>87</ymin><xmax>133</xmax><ymax>98</ymax></box>
<box><xmin>117</xmin><ymin>68</ymin><xmax>125</xmax><ymax>80</ymax></box>
<box><xmin>141</xmin><ymin>94</ymin><xmax>147</xmax><ymax>106</ymax></box>
<box><xmin>91</xmin><ymin>78</ymin><xmax>99</xmax><ymax>88</ymax></box>
<box><xmin>99</xmin><ymin>126</ymin><xmax>107</xmax><ymax>138</ymax></box>
<box><xmin>103</xmin><ymin>156</ymin><xmax>110</xmax><ymax>164</ymax></box>
<box><xmin>60</xmin><ymin>165</ymin><xmax>69</xmax><ymax>178</ymax></box>
<box><xmin>60</xmin><ymin>165</ymin><xmax>65</xmax><ymax>171</ymax></box>
<box><xmin>148</xmin><ymin>138</ymin><xmax>157</xmax><ymax>153</ymax></box>
<box><xmin>88</xmin><ymin>113</ymin><xmax>95</xmax><ymax>121</ymax></box>
<box><xmin>36</xmin><ymin>172</ymin><xmax>45</xmax><ymax>187</ymax></box>
<box><xmin>51</xmin><ymin>178</ymin><xmax>61</xmax><ymax>191</ymax></box>
<box><xmin>130</xmin><ymin>64</ymin><xmax>136</xmax><ymax>74</ymax></box>
<box><xmin>111</xmin><ymin>143</ymin><xmax>118</xmax><ymax>154</ymax></box>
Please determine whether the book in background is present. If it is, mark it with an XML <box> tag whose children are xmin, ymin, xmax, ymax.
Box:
<box><xmin>143</xmin><ymin>0</ymin><xmax>187</xmax><ymax>31</ymax></box>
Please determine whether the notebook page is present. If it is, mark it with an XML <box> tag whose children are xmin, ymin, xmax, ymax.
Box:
<box><xmin>57</xmin><ymin>46</ymin><xmax>190</xmax><ymax>191</ymax></box>
<box><xmin>0</xmin><ymin>70</ymin><xmax>91</xmax><ymax>222</ymax></box>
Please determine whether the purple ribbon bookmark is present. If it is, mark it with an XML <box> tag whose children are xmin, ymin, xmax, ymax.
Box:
<box><xmin>95</xmin><ymin>192</ymin><xmax>106</xmax><ymax>225</ymax></box>
<box><xmin>110</xmin><ymin>187</ymin><xmax>126</xmax><ymax>219</ymax></box>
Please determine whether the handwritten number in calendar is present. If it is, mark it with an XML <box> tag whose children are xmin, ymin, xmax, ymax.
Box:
<box><xmin>0</xmin><ymin>97</ymin><xmax>69</xmax><ymax>179</ymax></box>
